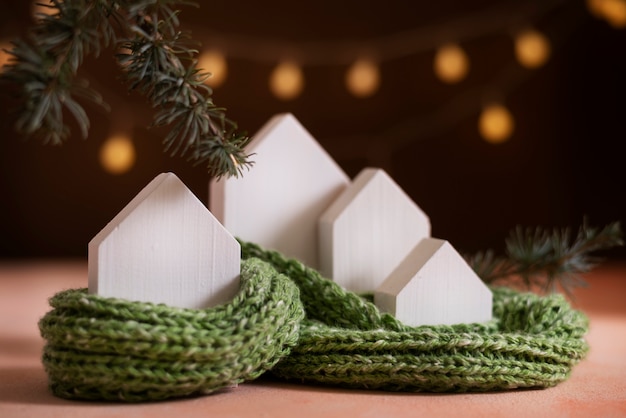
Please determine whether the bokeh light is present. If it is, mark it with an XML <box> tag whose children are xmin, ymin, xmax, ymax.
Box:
<box><xmin>479</xmin><ymin>104</ymin><xmax>515</xmax><ymax>144</ymax></box>
<box><xmin>198</xmin><ymin>49</ymin><xmax>228</xmax><ymax>87</ymax></box>
<box><xmin>269</xmin><ymin>61</ymin><xmax>304</xmax><ymax>100</ymax></box>
<box><xmin>433</xmin><ymin>43</ymin><xmax>469</xmax><ymax>84</ymax></box>
<box><xmin>515</xmin><ymin>30</ymin><xmax>551</xmax><ymax>69</ymax></box>
<box><xmin>99</xmin><ymin>135</ymin><xmax>136</xmax><ymax>175</ymax></box>
<box><xmin>31</xmin><ymin>0</ymin><xmax>58</xmax><ymax>21</ymax></box>
<box><xmin>587</xmin><ymin>0</ymin><xmax>626</xmax><ymax>28</ymax></box>
<box><xmin>0</xmin><ymin>40</ymin><xmax>12</xmax><ymax>73</ymax></box>
<box><xmin>345</xmin><ymin>58</ymin><xmax>380</xmax><ymax>98</ymax></box>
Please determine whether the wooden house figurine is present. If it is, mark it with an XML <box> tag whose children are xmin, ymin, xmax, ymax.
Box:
<box><xmin>375</xmin><ymin>238</ymin><xmax>493</xmax><ymax>326</ymax></box>
<box><xmin>89</xmin><ymin>172</ymin><xmax>241</xmax><ymax>309</ymax></box>
<box><xmin>318</xmin><ymin>167</ymin><xmax>431</xmax><ymax>293</ymax></box>
<box><xmin>210</xmin><ymin>113</ymin><xmax>349</xmax><ymax>269</ymax></box>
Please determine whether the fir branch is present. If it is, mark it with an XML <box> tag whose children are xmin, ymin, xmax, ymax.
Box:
<box><xmin>117</xmin><ymin>0</ymin><xmax>252</xmax><ymax>178</ymax></box>
<box><xmin>1</xmin><ymin>1</ymin><xmax>113</xmax><ymax>144</ymax></box>
<box><xmin>1</xmin><ymin>0</ymin><xmax>252</xmax><ymax>178</ymax></box>
<box><xmin>467</xmin><ymin>220</ymin><xmax>624</xmax><ymax>296</ymax></box>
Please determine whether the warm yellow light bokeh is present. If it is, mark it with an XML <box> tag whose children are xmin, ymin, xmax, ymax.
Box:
<box><xmin>345</xmin><ymin>58</ymin><xmax>380</xmax><ymax>98</ymax></box>
<box><xmin>116</xmin><ymin>45</ymin><xmax>133</xmax><ymax>70</ymax></box>
<box><xmin>515</xmin><ymin>30</ymin><xmax>551</xmax><ymax>69</ymax></box>
<box><xmin>0</xmin><ymin>40</ymin><xmax>12</xmax><ymax>73</ymax></box>
<box><xmin>587</xmin><ymin>0</ymin><xmax>626</xmax><ymax>27</ymax></box>
<box><xmin>269</xmin><ymin>61</ymin><xmax>304</xmax><ymax>100</ymax></box>
<box><xmin>595</xmin><ymin>0</ymin><xmax>626</xmax><ymax>28</ymax></box>
<box><xmin>479</xmin><ymin>104</ymin><xmax>515</xmax><ymax>144</ymax></box>
<box><xmin>31</xmin><ymin>0</ymin><xmax>58</xmax><ymax>20</ymax></box>
<box><xmin>433</xmin><ymin>43</ymin><xmax>469</xmax><ymax>84</ymax></box>
<box><xmin>198</xmin><ymin>49</ymin><xmax>228</xmax><ymax>87</ymax></box>
<box><xmin>100</xmin><ymin>135</ymin><xmax>136</xmax><ymax>175</ymax></box>
<box><xmin>587</xmin><ymin>0</ymin><xmax>607</xmax><ymax>16</ymax></box>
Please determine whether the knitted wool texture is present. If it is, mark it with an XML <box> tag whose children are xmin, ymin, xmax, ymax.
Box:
<box><xmin>39</xmin><ymin>258</ymin><xmax>304</xmax><ymax>401</ymax></box>
<box><xmin>39</xmin><ymin>241</ymin><xmax>590</xmax><ymax>402</ymax></box>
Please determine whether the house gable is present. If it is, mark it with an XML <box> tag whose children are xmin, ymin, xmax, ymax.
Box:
<box><xmin>210</xmin><ymin>113</ymin><xmax>349</xmax><ymax>268</ymax></box>
<box><xmin>375</xmin><ymin>238</ymin><xmax>493</xmax><ymax>326</ymax></box>
<box><xmin>89</xmin><ymin>172</ymin><xmax>240</xmax><ymax>309</ymax></box>
<box><xmin>318</xmin><ymin>167</ymin><xmax>430</xmax><ymax>293</ymax></box>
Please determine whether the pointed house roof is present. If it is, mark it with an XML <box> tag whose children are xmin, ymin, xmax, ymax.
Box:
<box><xmin>318</xmin><ymin>167</ymin><xmax>431</xmax><ymax>293</ymax></box>
<box><xmin>89</xmin><ymin>172</ymin><xmax>240</xmax><ymax>309</ymax></box>
<box><xmin>375</xmin><ymin>238</ymin><xmax>493</xmax><ymax>326</ymax></box>
<box><xmin>210</xmin><ymin>113</ymin><xmax>349</xmax><ymax>268</ymax></box>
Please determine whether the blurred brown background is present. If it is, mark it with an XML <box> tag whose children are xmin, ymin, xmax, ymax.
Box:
<box><xmin>1</xmin><ymin>0</ymin><xmax>625</xmax><ymax>260</ymax></box>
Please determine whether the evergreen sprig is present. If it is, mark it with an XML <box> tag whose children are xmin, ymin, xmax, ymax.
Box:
<box><xmin>2</xmin><ymin>1</ymin><xmax>112</xmax><ymax>145</ymax></box>
<box><xmin>467</xmin><ymin>220</ymin><xmax>624</xmax><ymax>296</ymax></box>
<box><xmin>0</xmin><ymin>0</ymin><xmax>252</xmax><ymax>178</ymax></box>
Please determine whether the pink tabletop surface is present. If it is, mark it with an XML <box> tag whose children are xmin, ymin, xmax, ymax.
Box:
<box><xmin>1</xmin><ymin>261</ymin><xmax>625</xmax><ymax>418</ymax></box>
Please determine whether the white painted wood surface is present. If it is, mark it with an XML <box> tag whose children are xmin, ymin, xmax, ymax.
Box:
<box><xmin>210</xmin><ymin>113</ymin><xmax>349</xmax><ymax>268</ymax></box>
<box><xmin>89</xmin><ymin>172</ymin><xmax>241</xmax><ymax>309</ymax></box>
<box><xmin>318</xmin><ymin>167</ymin><xmax>431</xmax><ymax>293</ymax></box>
<box><xmin>375</xmin><ymin>238</ymin><xmax>493</xmax><ymax>326</ymax></box>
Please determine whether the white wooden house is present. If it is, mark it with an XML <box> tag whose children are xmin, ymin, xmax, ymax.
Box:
<box><xmin>318</xmin><ymin>167</ymin><xmax>431</xmax><ymax>293</ymax></box>
<box><xmin>210</xmin><ymin>113</ymin><xmax>349</xmax><ymax>269</ymax></box>
<box><xmin>88</xmin><ymin>172</ymin><xmax>240</xmax><ymax>309</ymax></box>
<box><xmin>375</xmin><ymin>238</ymin><xmax>493</xmax><ymax>326</ymax></box>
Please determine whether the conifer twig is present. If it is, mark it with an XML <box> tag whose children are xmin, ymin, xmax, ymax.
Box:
<box><xmin>0</xmin><ymin>0</ymin><xmax>252</xmax><ymax>178</ymax></box>
<box><xmin>466</xmin><ymin>220</ymin><xmax>624</xmax><ymax>297</ymax></box>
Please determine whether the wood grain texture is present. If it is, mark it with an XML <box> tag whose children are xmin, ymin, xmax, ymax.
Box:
<box><xmin>210</xmin><ymin>113</ymin><xmax>349</xmax><ymax>268</ymax></box>
<box><xmin>375</xmin><ymin>238</ymin><xmax>493</xmax><ymax>326</ymax></box>
<box><xmin>318</xmin><ymin>167</ymin><xmax>430</xmax><ymax>293</ymax></box>
<box><xmin>89</xmin><ymin>172</ymin><xmax>240</xmax><ymax>309</ymax></box>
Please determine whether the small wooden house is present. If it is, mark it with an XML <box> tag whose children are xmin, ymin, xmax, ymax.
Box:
<box><xmin>375</xmin><ymin>238</ymin><xmax>493</xmax><ymax>326</ymax></box>
<box><xmin>318</xmin><ymin>167</ymin><xmax>431</xmax><ymax>293</ymax></box>
<box><xmin>210</xmin><ymin>113</ymin><xmax>349</xmax><ymax>268</ymax></box>
<box><xmin>88</xmin><ymin>172</ymin><xmax>240</xmax><ymax>309</ymax></box>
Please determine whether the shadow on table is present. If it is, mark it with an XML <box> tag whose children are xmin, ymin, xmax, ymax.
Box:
<box><xmin>0</xmin><ymin>365</ymin><xmax>73</xmax><ymax>406</ymax></box>
<box><xmin>0</xmin><ymin>364</ymin><xmax>239</xmax><ymax>408</ymax></box>
<box><xmin>249</xmin><ymin>374</ymin><xmax>543</xmax><ymax>398</ymax></box>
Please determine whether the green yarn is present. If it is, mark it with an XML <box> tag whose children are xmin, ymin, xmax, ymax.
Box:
<box><xmin>241</xmin><ymin>242</ymin><xmax>590</xmax><ymax>392</ymax></box>
<box><xmin>39</xmin><ymin>258</ymin><xmax>304</xmax><ymax>401</ymax></box>
<box><xmin>39</xmin><ymin>241</ymin><xmax>589</xmax><ymax>402</ymax></box>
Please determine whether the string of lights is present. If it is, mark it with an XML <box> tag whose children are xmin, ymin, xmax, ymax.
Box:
<box><xmin>1</xmin><ymin>0</ymin><xmax>624</xmax><ymax>175</ymax></box>
<box><xmin>190</xmin><ymin>0</ymin><xmax>576</xmax><ymax>157</ymax></box>
<box><xmin>321</xmin><ymin>1</ymin><xmax>598</xmax><ymax>169</ymax></box>
<box><xmin>196</xmin><ymin>0</ymin><xmax>563</xmax><ymax>100</ymax></box>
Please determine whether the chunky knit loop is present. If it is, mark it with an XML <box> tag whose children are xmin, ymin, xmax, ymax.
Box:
<box><xmin>39</xmin><ymin>257</ymin><xmax>304</xmax><ymax>401</ymax></box>
<box><xmin>241</xmin><ymin>242</ymin><xmax>589</xmax><ymax>392</ymax></box>
<box><xmin>39</xmin><ymin>241</ymin><xmax>589</xmax><ymax>402</ymax></box>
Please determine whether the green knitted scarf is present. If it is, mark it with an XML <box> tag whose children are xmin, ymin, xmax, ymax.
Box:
<box><xmin>39</xmin><ymin>241</ymin><xmax>589</xmax><ymax>402</ymax></box>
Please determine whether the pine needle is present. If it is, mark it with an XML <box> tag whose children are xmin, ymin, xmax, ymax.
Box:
<box><xmin>466</xmin><ymin>220</ymin><xmax>624</xmax><ymax>297</ymax></box>
<box><xmin>0</xmin><ymin>0</ymin><xmax>252</xmax><ymax>178</ymax></box>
